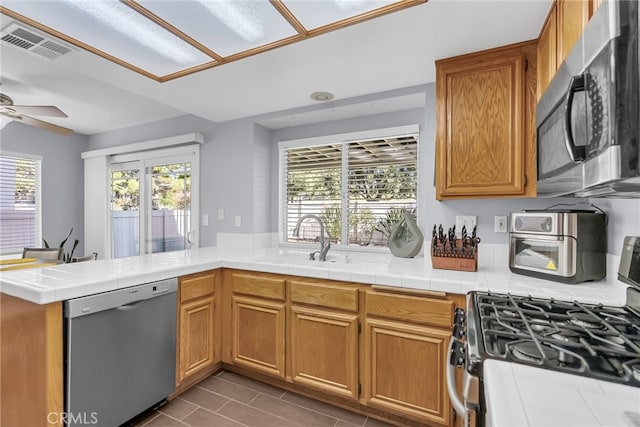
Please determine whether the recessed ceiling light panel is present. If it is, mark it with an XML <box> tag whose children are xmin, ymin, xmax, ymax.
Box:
<box><xmin>282</xmin><ymin>0</ymin><xmax>398</xmax><ymax>30</ymax></box>
<box><xmin>137</xmin><ymin>0</ymin><xmax>298</xmax><ymax>57</ymax></box>
<box><xmin>1</xmin><ymin>0</ymin><xmax>213</xmax><ymax>76</ymax></box>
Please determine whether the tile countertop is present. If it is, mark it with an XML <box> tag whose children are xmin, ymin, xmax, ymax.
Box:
<box><xmin>0</xmin><ymin>246</ymin><xmax>629</xmax><ymax>306</ymax></box>
<box><xmin>484</xmin><ymin>359</ymin><xmax>640</xmax><ymax>427</ymax></box>
<box><xmin>1</xmin><ymin>246</ymin><xmax>636</xmax><ymax>425</ymax></box>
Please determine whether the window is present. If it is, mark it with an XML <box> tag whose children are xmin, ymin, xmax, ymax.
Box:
<box><xmin>280</xmin><ymin>127</ymin><xmax>418</xmax><ymax>249</ymax></box>
<box><xmin>0</xmin><ymin>152</ymin><xmax>41</xmax><ymax>254</ymax></box>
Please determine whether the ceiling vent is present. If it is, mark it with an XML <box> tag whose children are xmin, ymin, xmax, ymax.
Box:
<box><xmin>1</xmin><ymin>23</ymin><xmax>73</xmax><ymax>60</ymax></box>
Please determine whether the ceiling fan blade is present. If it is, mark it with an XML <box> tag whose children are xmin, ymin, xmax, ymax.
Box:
<box><xmin>8</xmin><ymin>105</ymin><xmax>68</xmax><ymax>117</ymax></box>
<box><xmin>10</xmin><ymin>114</ymin><xmax>74</xmax><ymax>135</ymax></box>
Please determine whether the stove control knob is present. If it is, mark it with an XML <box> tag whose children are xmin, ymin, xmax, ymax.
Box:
<box><xmin>449</xmin><ymin>340</ymin><xmax>466</xmax><ymax>367</ymax></box>
<box><xmin>454</xmin><ymin>307</ymin><xmax>466</xmax><ymax>326</ymax></box>
<box><xmin>453</xmin><ymin>324</ymin><xmax>465</xmax><ymax>339</ymax></box>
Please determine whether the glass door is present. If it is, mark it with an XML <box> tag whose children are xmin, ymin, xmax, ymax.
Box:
<box><xmin>110</xmin><ymin>148</ymin><xmax>199</xmax><ymax>259</ymax></box>
<box><xmin>147</xmin><ymin>161</ymin><xmax>192</xmax><ymax>254</ymax></box>
<box><xmin>111</xmin><ymin>163</ymin><xmax>141</xmax><ymax>258</ymax></box>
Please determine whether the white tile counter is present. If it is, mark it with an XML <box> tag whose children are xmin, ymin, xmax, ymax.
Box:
<box><xmin>484</xmin><ymin>359</ymin><xmax>640</xmax><ymax>427</ymax></box>
<box><xmin>0</xmin><ymin>246</ymin><xmax>629</xmax><ymax>305</ymax></box>
<box><xmin>1</xmin><ymin>245</ymin><xmax>636</xmax><ymax>425</ymax></box>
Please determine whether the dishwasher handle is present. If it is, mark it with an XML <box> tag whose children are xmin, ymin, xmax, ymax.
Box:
<box><xmin>116</xmin><ymin>299</ymin><xmax>147</xmax><ymax>311</ymax></box>
<box><xmin>65</xmin><ymin>278</ymin><xmax>178</xmax><ymax>318</ymax></box>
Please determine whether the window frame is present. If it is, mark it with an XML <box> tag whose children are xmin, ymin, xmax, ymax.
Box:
<box><xmin>0</xmin><ymin>151</ymin><xmax>42</xmax><ymax>256</ymax></box>
<box><xmin>108</xmin><ymin>145</ymin><xmax>200</xmax><ymax>258</ymax></box>
<box><xmin>278</xmin><ymin>124</ymin><xmax>420</xmax><ymax>252</ymax></box>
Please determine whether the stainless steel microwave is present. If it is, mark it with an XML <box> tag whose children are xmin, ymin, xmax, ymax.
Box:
<box><xmin>536</xmin><ymin>0</ymin><xmax>640</xmax><ymax>198</ymax></box>
<box><xmin>509</xmin><ymin>211</ymin><xmax>607</xmax><ymax>283</ymax></box>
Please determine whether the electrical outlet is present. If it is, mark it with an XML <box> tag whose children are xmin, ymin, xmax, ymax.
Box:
<box><xmin>218</xmin><ymin>209</ymin><xmax>224</xmax><ymax>220</ymax></box>
<box><xmin>234</xmin><ymin>216</ymin><xmax>241</xmax><ymax>227</ymax></box>
<box><xmin>455</xmin><ymin>215</ymin><xmax>477</xmax><ymax>234</ymax></box>
<box><xmin>202</xmin><ymin>214</ymin><xmax>209</xmax><ymax>227</ymax></box>
<box><xmin>495</xmin><ymin>215</ymin><xmax>508</xmax><ymax>233</ymax></box>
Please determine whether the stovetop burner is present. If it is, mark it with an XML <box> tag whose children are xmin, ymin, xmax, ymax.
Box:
<box><xmin>469</xmin><ymin>291</ymin><xmax>640</xmax><ymax>387</ymax></box>
<box><xmin>511</xmin><ymin>341</ymin><xmax>559</xmax><ymax>362</ymax></box>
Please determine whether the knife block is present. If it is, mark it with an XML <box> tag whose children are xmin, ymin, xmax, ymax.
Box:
<box><xmin>430</xmin><ymin>240</ymin><xmax>478</xmax><ymax>272</ymax></box>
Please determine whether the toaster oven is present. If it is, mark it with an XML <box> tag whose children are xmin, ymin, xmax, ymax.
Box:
<box><xmin>508</xmin><ymin>210</ymin><xmax>606</xmax><ymax>283</ymax></box>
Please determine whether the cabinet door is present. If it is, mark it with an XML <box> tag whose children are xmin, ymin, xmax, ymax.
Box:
<box><xmin>178</xmin><ymin>296</ymin><xmax>215</xmax><ymax>383</ymax></box>
<box><xmin>289</xmin><ymin>305</ymin><xmax>359</xmax><ymax>399</ymax></box>
<box><xmin>363</xmin><ymin>318</ymin><xmax>451</xmax><ymax>426</ymax></box>
<box><xmin>537</xmin><ymin>4</ymin><xmax>557</xmax><ymax>99</ymax></box>
<box><xmin>435</xmin><ymin>42</ymin><xmax>536</xmax><ymax>199</ymax></box>
<box><xmin>558</xmin><ymin>0</ymin><xmax>591</xmax><ymax>64</ymax></box>
<box><xmin>232</xmin><ymin>295</ymin><xmax>286</xmax><ymax>378</ymax></box>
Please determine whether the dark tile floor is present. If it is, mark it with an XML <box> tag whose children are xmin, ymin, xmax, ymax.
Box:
<box><xmin>131</xmin><ymin>371</ymin><xmax>395</xmax><ymax>427</ymax></box>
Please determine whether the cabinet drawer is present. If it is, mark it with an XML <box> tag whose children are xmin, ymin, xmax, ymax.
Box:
<box><xmin>365</xmin><ymin>291</ymin><xmax>453</xmax><ymax>328</ymax></box>
<box><xmin>289</xmin><ymin>279</ymin><xmax>359</xmax><ymax>313</ymax></box>
<box><xmin>180</xmin><ymin>271</ymin><xmax>215</xmax><ymax>303</ymax></box>
<box><xmin>232</xmin><ymin>273</ymin><xmax>286</xmax><ymax>301</ymax></box>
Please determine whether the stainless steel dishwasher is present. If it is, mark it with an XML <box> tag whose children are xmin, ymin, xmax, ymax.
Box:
<box><xmin>64</xmin><ymin>278</ymin><xmax>178</xmax><ymax>427</ymax></box>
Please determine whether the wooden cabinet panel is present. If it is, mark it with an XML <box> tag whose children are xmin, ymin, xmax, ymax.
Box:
<box><xmin>178</xmin><ymin>296</ymin><xmax>215</xmax><ymax>383</ymax></box>
<box><xmin>231</xmin><ymin>272</ymin><xmax>286</xmax><ymax>301</ymax></box>
<box><xmin>232</xmin><ymin>295</ymin><xmax>286</xmax><ymax>378</ymax></box>
<box><xmin>289</xmin><ymin>279</ymin><xmax>359</xmax><ymax>312</ymax></box>
<box><xmin>289</xmin><ymin>305</ymin><xmax>359</xmax><ymax>399</ymax></box>
<box><xmin>435</xmin><ymin>41</ymin><xmax>536</xmax><ymax>199</ymax></box>
<box><xmin>537</xmin><ymin>4</ymin><xmax>557</xmax><ymax>99</ymax></box>
<box><xmin>180</xmin><ymin>270</ymin><xmax>215</xmax><ymax>303</ymax></box>
<box><xmin>366</xmin><ymin>291</ymin><xmax>453</xmax><ymax>328</ymax></box>
<box><xmin>177</xmin><ymin>270</ymin><xmax>219</xmax><ymax>390</ymax></box>
<box><xmin>557</xmin><ymin>0</ymin><xmax>591</xmax><ymax>63</ymax></box>
<box><xmin>363</xmin><ymin>318</ymin><xmax>451</xmax><ymax>425</ymax></box>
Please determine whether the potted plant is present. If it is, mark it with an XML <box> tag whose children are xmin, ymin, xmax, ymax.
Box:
<box><xmin>43</xmin><ymin>228</ymin><xmax>79</xmax><ymax>263</ymax></box>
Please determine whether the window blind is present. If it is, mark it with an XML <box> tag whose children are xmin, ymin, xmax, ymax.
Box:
<box><xmin>284</xmin><ymin>134</ymin><xmax>418</xmax><ymax>247</ymax></box>
<box><xmin>0</xmin><ymin>154</ymin><xmax>40</xmax><ymax>252</ymax></box>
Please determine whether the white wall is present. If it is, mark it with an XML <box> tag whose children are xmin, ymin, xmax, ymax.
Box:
<box><xmin>83</xmin><ymin>85</ymin><xmax>640</xmax><ymax>255</ymax></box>
<box><xmin>270</xmin><ymin>83</ymin><xmax>582</xmax><ymax>245</ymax></box>
<box><xmin>0</xmin><ymin>121</ymin><xmax>87</xmax><ymax>255</ymax></box>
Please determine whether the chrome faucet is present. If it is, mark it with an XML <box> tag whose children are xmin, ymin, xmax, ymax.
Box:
<box><xmin>292</xmin><ymin>214</ymin><xmax>331</xmax><ymax>261</ymax></box>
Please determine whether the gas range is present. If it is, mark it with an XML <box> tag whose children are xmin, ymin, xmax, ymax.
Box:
<box><xmin>466</xmin><ymin>291</ymin><xmax>640</xmax><ymax>386</ymax></box>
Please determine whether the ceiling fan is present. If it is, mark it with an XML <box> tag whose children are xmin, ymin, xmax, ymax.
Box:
<box><xmin>0</xmin><ymin>93</ymin><xmax>73</xmax><ymax>135</ymax></box>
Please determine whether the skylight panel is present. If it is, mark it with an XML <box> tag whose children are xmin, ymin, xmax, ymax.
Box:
<box><xmin>2</xmin><ymin>0</ymin><xmax>214</xmax><ymax>77</ymax></box>
<box><xmin>281</xmin><ymin>0</ymin><xmax>398</xmax><ymax>31</ymax></box>
<box><xmin>137</xmin><ymin>0</ymin><xmax>298</xmax><ymax>57</ymax></box>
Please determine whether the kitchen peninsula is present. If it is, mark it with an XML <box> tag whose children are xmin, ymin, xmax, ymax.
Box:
<box><xmin>0</xmin><ymin>246</ymin><xmax>632</xmax><ymax>427</ymax></box>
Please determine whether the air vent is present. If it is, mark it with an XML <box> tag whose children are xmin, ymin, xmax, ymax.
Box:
<box><xmin>1</xmin><ymin>23</ymin><xmax>73</xmax><ymax>60</ymax></box>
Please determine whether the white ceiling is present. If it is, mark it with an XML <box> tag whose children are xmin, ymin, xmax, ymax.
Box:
<box><xmin>0</xmin><ymin>0</ymin><xmax>551</xmax><ymax>135</ymax></box>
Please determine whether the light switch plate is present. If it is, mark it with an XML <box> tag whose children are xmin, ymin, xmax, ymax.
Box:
<box><xmin>234</xmin><ymin>216</ymin><xmax>241</xmax><ymax>227</ymax></box>
<box><xmin>456</xmin><ymin>215</ymin><xmax>477</xmax><ymax>233</ymax></box>
<box><xmin>202</xmin><ymin>214</ymin><xmax>208</xmax><ymax>226</ymax></box>
<box><xmin>218</xmin><ymin>209</ymin><xmax>224</xmax><ymax>220</ymax></box>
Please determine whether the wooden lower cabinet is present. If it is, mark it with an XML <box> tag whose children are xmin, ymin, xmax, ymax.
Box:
<box><xmin>363</xmin><ymin>317</ymin><xmax>451</xmax><ymax>426</ymax></box>
<box><xmin>177</xmin><ymin>271</ymin><xmax>219</xmax><ymax>389</ymax></box>
<box><xmin>178</xmin><ymin>296</ymin><xmax>215</xmax><ymax>382</ymax></box>
<box><xmin>289</xmin><ymin>305</ymin><xmax>359</xmax><ymax>399</ymax></box>
<box><xmin>232</xmin><ymin>295</ymin><xmax>286</xmax><ymax>378</ymax></box>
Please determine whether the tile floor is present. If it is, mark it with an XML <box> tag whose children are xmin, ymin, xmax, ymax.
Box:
<box><xmin>129</xmin><ymin>371</ymin><xmax>396</xmax><ymax>427</ymax></box>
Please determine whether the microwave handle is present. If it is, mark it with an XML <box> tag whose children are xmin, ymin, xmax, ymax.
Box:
<box><xmin>563</xmin><ymin>74</ymin><xmax>586</xmax><ymax>162</ymax></box>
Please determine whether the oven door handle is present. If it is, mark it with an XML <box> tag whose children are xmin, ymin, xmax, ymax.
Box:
<box><xmin>446</xmin><ymin>337</ymin><xmax>468</xmax><ymax>421</ymax></box>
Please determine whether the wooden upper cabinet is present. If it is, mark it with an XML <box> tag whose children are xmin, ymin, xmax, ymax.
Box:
<box><xmin>537</xmin><ymin>0</ymin><xmax>596</xmax><ymax>99</ymax></box>
<box><xmin>557</xmin><ymin>0</ymin><xmax>591</xmax><ymax>63</ymax></box>
<box><xmin>537</xmin><ymin>4</ymin><xmax>558</xmax><ymax>99</ymax></box>
<box><xmin>435</xmin><ymin>40</ymin><xmax>537</xmax><ymax>199</ymax></box>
